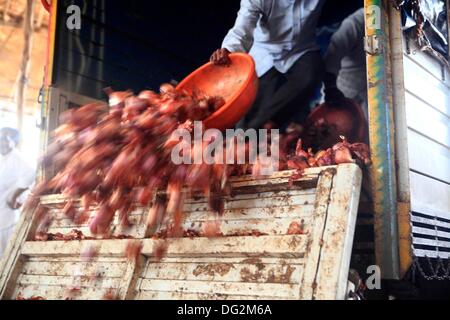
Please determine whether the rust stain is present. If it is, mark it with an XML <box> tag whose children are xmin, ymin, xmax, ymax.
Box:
<box><xmin>240</xmin><ymin>267</ymin><xmax>263</xmax><ymax>282</ymax></box>
<box><xmin>288</xmin><ymin>236</ymin><xmax>301</xmax><ymax>249</ymax></box>
<box><xmin>287</xmin><ymin>220</ymin><xmax>305</xmax><ymax>235</ymax></box>
<box><xmin>192</xmin><ymin>263</ymin><xmax>234</xmax><ymax>277</ymax></box>
<box><xmin>240</xmin><ymin>258</ymin><xmax>266</xmax><ymax>282</ymax></box>
<box><xmin>266</xmin><ymin>264</ymin><xmax>296</xmax><ymax>284</ymax></box>
<box><xmin>241</xmin><ymin>258</ymin><xmax>265</xmax><ymax>271</ymax></box>
<box><xmin>322</xmin><ymin>168</ymin><xmax>337</xmax><ymax>176</ymax></box>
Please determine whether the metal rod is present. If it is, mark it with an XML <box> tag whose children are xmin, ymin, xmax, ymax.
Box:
<box><xmin>16</xmin><ymin>0</ymin><xmax>36</xmax><ymax>144</ymax></box>
<box><xmin>387</xmin><ymin>2</ymin><xmax>413</xmax><ymax>278</ymax></box>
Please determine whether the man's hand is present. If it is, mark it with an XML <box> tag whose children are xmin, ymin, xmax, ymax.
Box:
<box><xmin>7</xmin><ymin>197</ymin><xmax>21</xmax><ymax>210</ymax></box>
<box><xmin>210</xmin><ymin>48</ymin><xmax>231</xmax><ymax>65</ymax></box>
<box><xmin>7</xmin><ymin>187</ymin><xmax>28</xmax><ymax>210</ymax></box>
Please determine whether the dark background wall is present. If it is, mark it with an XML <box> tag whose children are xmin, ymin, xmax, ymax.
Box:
<box><xmin>53</xmin><ymin>0</ymin><xmax>363</xmax><ymax>100</ymax></box>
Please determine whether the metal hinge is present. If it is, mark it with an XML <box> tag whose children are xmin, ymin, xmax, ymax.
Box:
<box><xmin>364</xmin><ymin>35</ymin><xmax>383</xmax><ymax>55</ymax></box>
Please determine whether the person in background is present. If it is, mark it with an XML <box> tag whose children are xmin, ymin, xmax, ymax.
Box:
<box><xmin>323</xmin><ymin>8</ymin><xmax>368</xmax><ymax>119</ymax></box>
<box><xmin>211</xmin><ymin>0</ymin><xmax>326</xmax><ymax>130</ymax></box>
<box><xmin>0</xmin><ymin>128</ymin><xmax>35</xmax><ymax>258</ymax></box>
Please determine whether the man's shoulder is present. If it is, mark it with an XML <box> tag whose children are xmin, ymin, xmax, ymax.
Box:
<box><xmin>341</xmin><ymin>8</ymin><xmax>365</xmax><ymax>31</ymax></box>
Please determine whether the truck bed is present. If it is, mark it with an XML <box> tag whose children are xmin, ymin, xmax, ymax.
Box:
<box><xmin>0</xmin><ymin>164</ymin><xmax>362</xmax><ymax>300</ymax></box>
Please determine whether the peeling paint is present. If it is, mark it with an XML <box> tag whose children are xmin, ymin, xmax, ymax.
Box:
<box><xmin>193</xmin><ymin>264</ymin><xmax>234</xmax><ymax>277</ymax></box>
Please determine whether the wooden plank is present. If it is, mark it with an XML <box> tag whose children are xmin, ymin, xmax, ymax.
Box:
<box><xmin>0</xmin><ymin>200</ymin><xmax>44</xmax><ymax>299</ymax></box>
<box><xmin>313</xmin><ymin>164</ymin><xmax>362</xmax><ymax>300</ymax></box>
<box><xmin>144</xmin><ymin>260</ymin><xmax>303</xmax><ymax>284</ymax></box>
<box><xmin>181</xmin><ymin>205</ymin><xmax>315</xmax><ymax>222</ymax></box>
<box><xmin>51</xmin><ymin>214</ymin><xmax>142</xmax><ymax>227</ymax></box>
<box><xmin>157</xmin><ymin>217</ymin><xmax>313</xmax><ymax>237</ymax></box>
<box><xmin>137</xmin><ymin>290</ymin><xmax>291</xmax><ymax>300</ymax></box>
<box><xmin>231</xmin><ymin>178</ymin><xmax>317</xmax><ymax>190</ymax></box>
<box><xmin>203</xmin><ymin>188</ymin><xmax>316</xmax><ymax>202</ymax></box>
<box><xmin>21</xmin><ymin>235</ymin><xmax>308</xmax><ymax>259</ymax></box>
<box><xmin>139</xmin><ymin>279</ymin><xmax>300</xmax><ymax>299</ymax></box>
<box><xmin>405</xmin><ymin>92</ymin><xmax>450</xmax><ymax>148</ymax></box>
<box><xmin>43</xmin><ymin>188</ymin><xmax>316</xmax><ymax>210</ymax></box>
<box><xmin>21</xmin><ymin>261</ymin><xmax>127</xmax><ymax>278</ymax></box>
<box><xmin>410</xmin><ymin>172</ymin><xmax>450</xmax><ymax>221</ymax></box>
<box><xmin>45</xmin><ymin>225</ymin><xmax>138</xmax><ymax>239</ymax></box>
<box><xmin>17</xmin><ymin>274</ymin><xmax>120</xmax><ymax>289</ymax></box>
<box><xmin>144</xmin><ymin>256</ymin><xmax>305</xmax><ymax>265</ymax></box>
<box><xmin>117</xmin><ymin>255</ymin><xmax>146</xmax><ymax>300</ymax></box>
<box><xmin>299</xmin><ymin>168</ymin><xmax>336</xmax><ymax>300</ymax></box>
<box><xmin>229</xmin><ymin>168</ymin><xmax>323</xmax><ymax>183</ymax></box>
<box><xmin>13</xmin><ymin>284</ymin><xmax>117</xmax><ymax>300</ymax></box>
<box><xmin>40</xmin><ymin>187</ymin><xmax>317</xmax><ymax>210</ymax></box>
<box><xmin>21</xmin><ymin>240</ymin><xmax>129</xmax><ymax>257</ymax></box>
<box><xmin>146</xmin><ymin>236</ymin><xmax>309</xmax><ymax>259</ymax></box>
<box><xmin>407</xmin><ymin>129</ymin><xmax>450</xmax><ymax>184</ymax></box>
<box><xmin>27</xmin><ymin>256</ymin><xmax>127</xmax><ymax>263</ymax></box>
<box><xmin>185</xmin><ymin>194</ymin><xmax>316</xmax><ymax>211</ymax></box>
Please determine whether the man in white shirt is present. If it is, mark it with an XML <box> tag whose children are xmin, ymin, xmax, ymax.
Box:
<box><xmin>211</xmin><ymin>0</ymin><xmax>326</xmax><ymax>130</ymax></box>
<box><xmin>0</xmin><ymin>128</ymin><xmax>35</xmax><ymax>258</ymax></box>
<box><xmin>324</xmin><ymin>8</ymin><xmax>368</xmax><ymax>118</ymax></box>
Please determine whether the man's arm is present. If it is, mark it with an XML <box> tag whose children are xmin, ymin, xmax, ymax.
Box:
<box><xmin>324</xmin><ymin>11</ymin><xmax>362</xmax><ymax>76</ymax></box>
<box><xmin>7</xmin><ymin>188</ymin><xmax>29</xmax><ymax>210</ymax></box>
<box><xmin>211</xmin><ymin>0</ymin><xmax>262</xmax><ymax>64</ymax></box>
<box><xmin>323</xmin><ymin>10</ymin><xmax>364</xmax><ymax>105</ymax></box>
<box><xmin>8</xmin><ymin>158</ymin><xmax>36</xmax><ymax>210</ymax></box>
<box><xmin>222</xmin><ymin>0</ymin><xmax>261</xmax><ymax>53</ymax></box>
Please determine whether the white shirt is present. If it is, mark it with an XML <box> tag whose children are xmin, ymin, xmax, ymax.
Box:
<box><xmin>222</xmin><ymin>0</ymin><xmax>326</xmax><ymax>77</ymax></box>
<box><xmin>0</xmin><ymin>149</ymin><xmax>35</xmax><ymax>229</ymax></box>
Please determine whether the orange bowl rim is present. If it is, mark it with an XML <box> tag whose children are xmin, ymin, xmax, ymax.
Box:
<box><xmin>176</xmin><ymin>53</ymin><xmax>257</xmax><ymax>125</ymax></box>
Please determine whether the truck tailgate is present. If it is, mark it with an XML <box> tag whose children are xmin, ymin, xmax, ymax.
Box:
<box><xmin>0</xmin><ymin>164</ymin><xmax>362</xmax><ymax>300</ymax></box>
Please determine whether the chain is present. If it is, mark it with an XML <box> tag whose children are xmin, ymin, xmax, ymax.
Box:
<box><xmin>410</xmin><ymin>207</ymin><xmax>450</xmax><ymax>281</ymax></box>
<box><xmin>412</xmin><ymin>255</ymin><xmax>450</xmax><ymax>281</ymax></box>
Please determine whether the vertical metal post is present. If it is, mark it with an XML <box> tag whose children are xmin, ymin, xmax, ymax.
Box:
<box><xmin>364</xmin><ymin>0</ymin><xmax>400</xmax><ymax>279</ymax></box>
<box><xmin>386</xmin><ymin>3</ymin><xmax>414</xmax><ymax>279</ymax></box>
<box><xmin>39</xmin><ymin>0</ymin><xmax>58</xmax><ymax>181</ymax></box>
<box><xmin>16</xmin><ymin>0</ymin><xmax>36</xmax><ymax>144</ymax></box>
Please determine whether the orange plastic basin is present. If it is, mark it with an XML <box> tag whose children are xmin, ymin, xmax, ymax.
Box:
<box><xmin>177</xmin><ymin>53</ymin><xmax>259</xmax><ymax>131</ymax></box>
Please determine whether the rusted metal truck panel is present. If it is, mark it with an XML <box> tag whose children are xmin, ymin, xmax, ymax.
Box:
<box><xmin>0</xmin><ymin>165</ymin><xmax>362</xmax><ymax>300</ymax></box>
